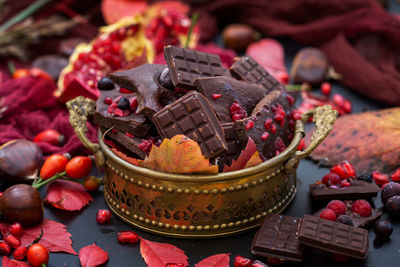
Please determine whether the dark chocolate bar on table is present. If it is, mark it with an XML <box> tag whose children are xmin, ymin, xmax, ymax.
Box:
<box><xmin>251</xmin><ymin>214</ymin><xmax>304</xmax><ymax>262</ymax></box>
<box><xmin>298</xmin><ymin>214</ymin><xmax>369</xmax><ymax>259</ymax></box>
<box><xmin>163</xmin><ymin>45</ymin><xmax>227</xmax><ymax>90</ymax></box>
<box><xmin>153</xmin><ymin>91</ymin><xmax>228</xmax><ymax>158</ymax></box>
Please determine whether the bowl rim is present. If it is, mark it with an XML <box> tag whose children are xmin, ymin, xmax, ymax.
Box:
<box><xmin>98</xmin><ymin>120</ymin><xmax>304</xmax><ymax>182</ymax></box>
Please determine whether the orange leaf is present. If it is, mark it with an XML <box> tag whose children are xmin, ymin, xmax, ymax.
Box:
<box><xmin>308</xmin><ymin>108</ymin><xmax>400</xmax><ymax>174</ymax></box>
<box><xmin>139</xmin><ymin>135</ymin><xmax>218</xmax><ymax>174</ymax></box>
<box><xmin>244</xmin><ymin>151</ymin><xmax>262</xmax><ymax>169</ymax></box>
<box><xmin>223</xmin><ymin>138</ymin><xmax>261</xmax><ymax>172</ymax></box>
<box><xmin>111</xmin><ymin>147</ymin><xmax>139</xmax><ymax>166</ymax></box>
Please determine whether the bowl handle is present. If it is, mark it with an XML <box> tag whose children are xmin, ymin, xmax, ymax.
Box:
<box><xmin>285</xmin><ymin>105</ymin><xmax>338</xmax><ymax>173</ymax></box>
<box><xmin>66</xmin><ymin>96</ymin><xmax>105</xmax><ymax>168</ymax></box>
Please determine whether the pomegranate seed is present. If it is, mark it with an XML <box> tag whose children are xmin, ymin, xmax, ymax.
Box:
<box><xmin>340</xmin><ymin>160</ymin><xmax>356</xmax><ymax>178</ymax></box>
<box><xmin>104</xmin><ymin>97</ymin><xmax>113</xmax><ymax>105</ymax></box>
<box><xmin>232</xmin><ymin>114</ymin><xmax>242</xmax><ymax>121</ymax></box>
<box><xmin>126</xmin><ymin>132</ymin><xmax>134</xmax><ymax>138</ymax></box>
<box><xmin>321</xmin><ymin>82</ymin><xmax>331</xmax><ymax>95</ymax></box>
<box><xmin>130</xmin><ymin>96</ymin><xmax>138</xmax><ymax>111</ymax></box>
<box><xmin>252</xmin><ymin>260</ymin><xmax>269</xmax><ymax>267</ymax></box>
<box><xmin>0</xmin><ymin>224</ymin><xmax>9</xmax><ymax>236</ymax></box>
<box><xmin>117</xmin><ymin>231</ymin><xmax>139</xmax><ymax>243</ymax></box>
<box><xmin>261</xmin><ymin>132</ymin><xmax>269</xmax><ymax>141</ymax></box>
<box><xmin>277</xmin><ymin>72</ymin><xmax>289</xmax><ymax>84</ymax></box>
<box><xmin>264</xmin><ymin>118</ymin><xmax>272</xmax><ymax>130</ymax></box>
<box><xmin>9</xmin><ymin>222</ymin><xmax>23</xmax><ymax>237</ymax></box>
<box><xmin>330</xmin><ymin>164</ymin><xmax>347</xmax><ymax>179</ymax></box>
<box><xmin>139</xmin><ymin>139</ymin><xmax>155</xmax><ymax>153</ymax></box>
<box><xmin>275</xmin><ymin>137</ymin><xmax>286</xmax><ymax>153</ymax></box>
<box><xmin>4</xmin><ymin>234</ymin><xmax>20</xmax><ymax>248</ymax></box>
<box><xmin>297</xmin><ymin>139</ymin><xmax>305</xmax><ymax>151</ymax></box>
<box><xmin>212</xmin><ymin>93</ymin><xmax>222</xmax><ymax>100</ymax></box>
<box><xmin>321</xmin><ymin>172</ymin><xmax>341</xmax><ymax>185</ymax></box>
<box><xmin>286</xmin><ymin>94</ymin><xmax>295</xmax><ymax>106</ymax></box>
<box><xmin>114</xmin><ymin>108</ymin><xmax>124</xmax><ymax>117</ymax></box>
<box><xmin>234</xmin><ymin>255</ymin><xmax>253</xmax><ymax>267</ymax></box>
<box><xmin>0</xmin><ymin>241</ymin><xmax>11</xmax><ymax>255</ymax></box>
<box><xmin>270</xmin><ymin>124</ymin><xmax>277</xmax><ymax>133</ymax></box>
<box><xmin>332</xmin><ymin>94</ymin><xmax>345</xmax><ymax>108</ymax></box>
<box><xmin>391</xmin><ymin>168</ymin><xmax>400</xmax><ymax>182</ymax></box>
<box><xmin>343</xmin><ymin>100</ymin><xmax>352</xmax><ymax>113</ymax></box>
<box><xmin>230</xmin><ymin>102</ymin><xmax>247</xmax><ymax>122</ymax></box>
<box><xmin>96</xmin><ymin>209</ymin><xmax>112</xmax><ymax>224</ymax></box>
<box><xmin>245</xmin><ymin>120</ymin><xmax>254</xmax><ymax>130</ymax></box>
<box><xmin>12</xmin><ymin>246</ymin><xmax>27</xmax><ymax>260</ymax></box>
<box><xmin>120</xmin><ymin>87</ymin><xmax>132</xmax><ymax>94</ymax></box>
<box><xmin>291</xmin><ymin>110</ymin><xmax>302</xmax><ymax>121</ymax></box>
<box><xmin>372</xmin><ymin>171</ymin><xmax>390</xmax><ymax>186</ymax></box>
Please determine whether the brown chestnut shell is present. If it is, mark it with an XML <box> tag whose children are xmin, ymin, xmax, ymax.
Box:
<box><xmin>291</xmin><ymin>47</ymin><xmax>329</xmax><ymax>85</ymax></box>
<box><xmin>222</xmin><ymin>24</ymin><xmax>258</xmax><ymax>52</ymax></box>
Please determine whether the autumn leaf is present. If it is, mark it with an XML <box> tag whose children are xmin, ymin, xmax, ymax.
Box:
<box><xmin>45</xmin><ymin>180</ymin><xmax>93</xmax><ymax>211</ymax></box>
<box><xmin>111</xmin><ymin>147</ymin><xmax>139</xmax><ymax>166</ymax></box>
<box><xmin>20</xmin><ymin>218</ymin><xmax>77</xmax><ymax>255</ymax></box>
<box><xmin>223</xmin><ymin>138</ymin><xmax>262</xmax><ymax>172</ymax></box>
<box><xmin>139</xmin><ymin>135</ymin><xmax>218</xmax><ymax>174</ymax></box>
<box><xmin>2</xmin><ymin>256</ymin><xmax>30</xmax><ymax>267</ymax></box>
<box><xmin>101</xmin><ymin>0</ymin><xmax>147</xmax><ymax>24</ymax></box>
<box><xmin>195</xmin><ymin>253</ymin><xmax>230</xmax><ymax>267</ymax></box>
<box><xmin>308</xmin><ymin>108</ymin><xmax>400</xmax><ymax>174</ymax></box>
<box><xmin>139</xmin><ymin>237</ymin><xmax>188</xmax><ymax>267</ymax></box>
<box><xmin>79</xmin><ymin>243</ymin><xmax>109</xmax><ymax>267</ymax></box>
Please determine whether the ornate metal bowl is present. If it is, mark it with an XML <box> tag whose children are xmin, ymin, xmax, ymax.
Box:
<box><xmin>67</xmin><ymin>97</ymin><xmax>337</xmax><ymax>238</ymax></box>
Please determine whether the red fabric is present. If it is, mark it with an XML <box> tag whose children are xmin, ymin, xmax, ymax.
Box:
<box><xmin>0</xmin><ymin>77</ymin><xmax>97</xmax><ymax>155</ymax></box>
<box><xmin>195</xmin><ymin>0</ymin><xmax>400</xmax><ymax>105</ymax></box>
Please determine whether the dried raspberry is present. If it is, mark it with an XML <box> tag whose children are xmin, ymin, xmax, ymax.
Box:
<box><xmin>321</xmin><ymin>172</ymin><xmax>341</xmax><ymax>186</ymax></box>
<box><xmin>391</xmin><ymin>168</ymin><xmax>400</xmax><ymax>182</ymax></box>
<box><xmin>270</xmin><ymin>124</ymin><xmax>277</xmax><ymax>133</ymax></box>
<box><xmin>212</xmin><ymin>94</ymin><xmax>222</xmax><ymax>100</ymax></box>
<box><xmin>4</xmin><ymin>234</ymin><xmax>20</xmax><ymax>248</ymax></box>
<box><xmin>319</xmin><ymin>208</ymin><xmax>337</xmax><ymax>221</ymax></box>
<box><xmin>104</xmin><ymin>97</ymin><xmax>113</xmax><ymax>105</ymax></box>
<box><xmin>340</xmin><ymin>160</ymin><xmax>356</xmax><ymax>178</ymax></box>
<box><xmin>327</xmin><ymin>200</ymin><xmax>346</xmax><ymax>216</ymax></box>
<box><xmin>96</xmin><ymin>209</ymin><xmax>112</xmax><ymax>224</ymax></box>
<box><xmin>275</xmin><ymin>137</ymin><xmax>286</xmax><ymax>153</ymax></box>
<box><xmin>9</xmin><ymin>222</ymin><xmax>23</xmax><ymax>237</ymax></box>
<box><xmin>340</xmin><ymin>180</ymin><xmax>351</xmax><ymax>187</ymax></box>
<box><xmin>264</xmin><ymin>118</ymin><xmax>272</xmax><ymax>130</ymax></box>
<box><xmin>117</xmin><ymin>231</ymin><xmax>139</xmax><ymax>243</ymax></box>
<box><xmin>130</xmin><ymin>96</ymin><xmax>138</xmax><ymax>111</ymax></box>
<box><xmin>291</xmin><ymin>110</ymin><xmax>302</xmax><ymax>121</ymax></box>
<box><xmin>119</xmin><ymin>87</ymin><xmax>132</xmax><ymax>94</ymax></box>
<box><xmin>321</xmin><ymin>82</ymin><xmax>331</xmax><ymax>95</ymax></box>
<box><xmin>234</xmin><ymin>255</ymin><xmax>253</xmax><ymax>267</ymax></box>
<box><xmin>351</xmin><ymin>199</ymin><xmax>372</xmax><ymax>217</ymax></box>
<box><xmin>13</xmin><ymin>246</ymin><xmax>27</xmax><ymax>260</ymax></box>
<box><xmin>139</xmin><ymin>138</ymin><xmax>155</xmax><ymax>153</ymax></box>
<box><xmin>113</xmin><ymin>108</ymin><xmax>124</xmax><ymax>117</ymax></box>
<box><xmin>246</xmin><ymin>120</ymin><xmax>254</xmax><ymax>130</ymax></box>
<box><xmin>372</xmin><ymin>171</ymin><xmax>390</xmax><ymax>186</ymax></box>
<box><xmin>261</xmin><ymin>132</ymin><xmax>269</xmax><ymax>141</ymax></box>
<box><xmin>126</xmin><ymin>132</ymin><xmax>134</xmax><ymax>138</ymax></box>
<box><xmin>0</xmin><ymin>241</ymin><xmax>11</xmax><ymax>255</ymax></box>
<box><xmin>273</xmin><ymin>104</ymin><xmax>285</xmax><ymax>126</ymax></box>
<box><xmin>286</xmin><ymin>94</ymin><xmax>295</xmax><ymax>106</ymax></box>
<box><xmin>330</xmin><ymin>164</ymin><xmax>347</xmax><ymax>179</ymax></box>
<box><xmin>230</xmin><ymin>102</ymin><xmax>247</xmax><ymax>122</ymax></box>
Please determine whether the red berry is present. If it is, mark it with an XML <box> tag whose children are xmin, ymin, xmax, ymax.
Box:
<box><xmin>321</xmin><ymin>82</ymin><xmax>331</xmax><ymax>95</ymax></box>
<box><xmin>138</xmin><ymin>138</ymin><xmax>155</xmax><ymax>153</ymax></box>
<box><xmin>212</xmin><ymin>93</ymin><xmax>222</xmax><ymax>100</ymax></box>
<box><xmin>332</xmin><ymin>94</ymin><xmax>345</xmax><ymax>108</ymax></box>
<box><xmin>297</xmin><ymin>139</ymin><xmax>305</xmax><ymax>151</ymax></box>
<box><xmin>321</xmin><ymin>172</ymin><xmax>341</xmax><ymax>186</ymax></box>
<box><xmin>130</xmin><ymin>96</ymin><xmax>138</xmax><ymax>111</ymax></box>
<box><xmin>286</xmin><ymin>94</ymin><xmax>295</xmax><ymax>106</ymax></box>
<box><xmin>343</xmin><ymin>100</ymin><xmax>352</xmax><ymax>113</ymax></box>
<box><xmin>230</xmin><ymin>102</ymin><xmax>247</xmax><ymax>122</ymax></box>
<box><xmin>252</xmin><ymin>260</ymin><xmax>269</xmax><ymax>266</ymax></box>
<box><xmin>4</xmin><ymin>233</ymin><xmax>21</xmax><ymax>248</ymax></box>
<box><xmin>277</xmin><ymin>72</ymin><xmax>289</xmax><ymax>84</ymax></box>
<box><xmin>327</xmin><ymin>200</ymin><xmax>346</xmax><ymax>216</ymax></box>
<box><xmin>372</xmin><ymin>171</ymin><xmax>390</xmax><ymax>186</ymax></box>
<box><xmin>126</xmin><ymin>132</ymin><xmax>134</xmax><ymax>138</ymax></box>
<box><xmin>261</xmin><ymin>132</ymin><xmax>269</xmax><ymax>141</ymax></box>
<box><xmin>330</xmin><ymin>164</ymin><xmax>347</xmax><ymax>179</ymax></box>
<box><xmin>333</xmin><ymin>254</ymin><xmax>350</xmax><ymax>263</ymax></box>
<box><xmin>340</xmin><ymin>160</ymin><xmax>356</xmax><ymax>178</ymax></box>
<box><xmin>391</xmin><ymin>168</ymin><xmax>400</xmax><ymax>182</ymax></box>
<box><xmin>291</xmin><ymin>110</ymin><xmax>302</xmax><ymax>121</ymax></box>
<box><xmin>319</xmin><ymin>208</ymin><xmax>337</xmax><ymax>221</ymax></box>
<box><xmin>9</xmin><ymin>222</ymin><xmax>23</xmax><ymax>237</ymax></box>
<box><xmin>264</xmin><ymin>118</ymin><xmax>272</xmax><ymax>130</ymax></box>
<box><xmin>117</xmin><ymin>231</ymin><xmax>139</xmax><ymax>243</ymax></box>
<box><xmin>83</xmin><ymin>176</ymin><xmax>101</xmax><ymax>191</ymax></box>
<box><xmin>270</xmin><ymin>124</ymin><xmax>277</xmax><ymax>133</ymax></box>
<box><xmin>104</xmin><ymin>97</ymin><xmax>113</xmax><ymax>105</ymax></box>
<box><xmin>234</xmin><ymin>255</ymin><xmax>253</xmax><ymax>267</ymax></box>
<box><xmin>96</xmin><ymin>209</ymin><xmax>111</xmax><ymax>224</ymax></box>
<box><xmin>65</xmin><ymin>156</ymin><xmax>92</xmax><ymax>179</ymax></box>
<box><xmin>245</xmin><ymin>120</ymin><xmax>254</xmax><ymax>130</ymax></box>
<box><xmin>120</xmin><ymin>87</ymin><xmax>132</xmax><ymax>93</ymax></box>
<box><xmin>0</xmin><ymin>241</ymin><xmax>11</xmax><ymax>255</ymax></box>
<box><xmin>13</xmin><ymin>246</ymin><xmax>27</xmax><ymax>260</ymax></box>
<box><xmin>351</xmin><ymin>199</ymin><xmax>371</xmax><ymax>217</ymax></box>
<box><xmin>27</xmin><ymin>243</ymin><xmax>49</xmax><ymax>267</ymax></box>
<box><xmin>340</xmin><ymin>180</ymin><xmax>351</xmax><ymax>187</ymax></box>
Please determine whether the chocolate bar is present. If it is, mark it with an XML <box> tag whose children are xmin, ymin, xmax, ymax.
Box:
<box><xmin>314</xmin><ymin>201</ymin><xmax>382</xmax><ymax>228</ymax></box>
<box><xmin>251</xmin><ymin>214</ymin><xmax>304</xmax><ymax>262</ymax></box>
<box><xmin>218</xmin><ymin>123</ymin><xmax>242</xmax><ymax>168</ymax></box>
<box><xmin>153</xmin><ymin>91</ymin><xmax>228</xmax><ymax>158</ymax></box>
<box><xmin>194</xmin><ymin>76</ymin><xmax>265</xmax><ymax>122</ymax></box>
<box><xmin>230</xmin><ymin>55</ymin><xmax>284</xmax><ymax>93</ymax></box>
<box><xmin>234</xmin><ymin>90</ymin><xmax>295</xmax><ymax>159</ymax></box>
<box><xmin>104</xmin><ymin>128</ymin><xmax>147</xmax><ymax>159</ymax></box>
<box><xmin>94</xmin><ymin>88</ymin><xmax>150</xmax><ymax>138</ymax></box>
<box><xmin>309</xmin><ymin>179</ymin><xmax>381</xmax><ymax>201</ymax></box>
<box><xmin>163</xmin><ymin>45</ymin><xmax>227</xmax><ymax>90</ymax></box>
<box><xmin>298</xmin><ymin>214</ymin><xmax>369</xmax><ymax>259</ymax></box>
<box><xmin>109</xmin><ymin>64</ymin><xmax>180</xmax><ymax>118</ymax></box>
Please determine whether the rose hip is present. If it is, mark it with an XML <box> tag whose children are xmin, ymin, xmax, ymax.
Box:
<box><xmin>96</xmin><ymin>209</ymin><xmax>111</xmax><ymax>224</ymax></box>
<box><xmin>117</xmin><ymin>231</ymin><xmax>139</xmax><ymax>243</ymax></box>
<box><xmin>321</xmin><ymin>82</ymin><xmax>331</xmax><ymax>95</ymax></box>
<box><xmin>9</xmin><ymin>222</ymin><xmax>23</xmax><ymax>237</ymax></box>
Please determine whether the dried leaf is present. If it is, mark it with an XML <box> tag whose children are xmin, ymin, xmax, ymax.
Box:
<box><xmin>308</xmin><ymin>108</ymin><xmax>400</xmax><ymax>174</ymax></box>
<box><xmin>139</xmin><ymin>135</ymin><xmax>218</xmax><ymax>174</ymax></box>
<box><xmin>20</xmin><ymin>218</ymin><xmax>77</xmax><ymax>255</ymax></box>
<box><xmin>111</xmin><ymin>147</ymin><xmax>139</xmax><ymax>166</ymax></box>
<box><xmin>101</xmin><ymin>0</ymin><xmax>147</xmax><ymax>24</ymax></box>
<box><xmin>2</xmin><ymin>256</ymin><xmax>30</xmax><ymax>267</ymax></box>
<box><xmin>223</xmin><ymin>138</ymin><xmax>260</xmax><ymax>172</ymax></box>
<box><xmin>79</xmin><ymin>243</ymin><xmax>109</xmax><ymax>267</ymax></box>
<box><xmin>140</xmin><ymin>237</ymin><xmax>188</xmax><ymax>267</ymax></box>
<box><xmin>45</xmin><ymin>180</ymin><xmax>93</xmax><ymax>211</ymax></box>
<box><xmin>195</xmin><ymin>253</ymin><xmax>230</xmax><ymax>267</ymax></box>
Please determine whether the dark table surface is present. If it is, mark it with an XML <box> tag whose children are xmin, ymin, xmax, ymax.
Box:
<box><xmin>3</xmin><ymin>1</ymin><xmax>400</xmax><ymax>266</ymax></box>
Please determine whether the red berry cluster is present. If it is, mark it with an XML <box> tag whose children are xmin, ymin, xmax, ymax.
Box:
<box><xmin>230</xmin><ymin>102</ymin><xmax>248</xmax><ymax>122</ymax></box>
<box><xmin>319</xmin><ymin>199</ymin><xmax>372</xmax><ymax>222</ymax></box>
<box><xmin>138</xmin><ymin>137</ymin><xmax>157</xmax><ymax>153</ymax></box>
<box><xmin>106</xmin><ymin>95</ymin><xmax>138</xmax><ymax>117</ymax></box>
<box><xmin>320</xmin><ymin>160</ymin><xmax>356</xmax><ymax>188</ymax></box>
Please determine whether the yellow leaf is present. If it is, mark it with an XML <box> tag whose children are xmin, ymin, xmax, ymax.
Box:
<box><xmin>244</xmin><ymin>151</ymin><xmax>262</xmax><ymax>169</ymax></box>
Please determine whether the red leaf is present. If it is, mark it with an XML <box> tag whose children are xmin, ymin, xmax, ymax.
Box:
<box><xmin>45</xmin><ymin>180</ymin><xmax>93</xmax><ymax>211</ymax></box>
<box><xmin>195</xmin><ymin>253</ymin><xmax>230</xmax><ymax>267</ymax></box>
<box><xmin>195</xmin><ymin>43</ymin><xmax>236</xmax><ymax>68</ymax></box>
<box><xmin>246</xmin><ymin>39</ymin><xmax>288</xmax><ymax>83</ymax></box>
<box><xmin>101</xmin><ymin>0</ymin><xmax>147</xmax><ymax>24</ymax></box>
<box><xmin>20</xmin><ymin>218</ymin><xmax>77</xmax><ymax>255</ymax></box>
<box><xmin>139</xmin><ymin>237</ymin><xmax>188</xmax><ymax>267</ymax></box>
<box><xmin>223</xmin><ymin>138</ymin><xmax>260</xmax><ymax>172</ymax></box>
<box><xmin>79</xmin><ymin>243</ymin><xmax>109</xmax><ymax>267</ymax></box>
<box><xmin>2</xmin><ymin>256</ymin><xmax>30</xmax><ymax>267</ymax></box>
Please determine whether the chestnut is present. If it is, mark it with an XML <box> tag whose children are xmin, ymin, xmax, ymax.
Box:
<box><xmin>0</xmin><ymin>184</ymin><xmax>44</xmax><ymax>227</ymax></box>
<box><xmin>291</xmin><ymin>47</ymin><xmax>329</xmax><ymax>85</ymax></box>
<box><xmin>222</xmin><ymin>24</ymin><xmax>259</xmax><ymax>52</ymax></box>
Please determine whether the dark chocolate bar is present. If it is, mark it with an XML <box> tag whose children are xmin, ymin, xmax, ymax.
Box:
<box><xmin>218</xmin><ymin>123</ymin><xmax>242</xmax><ymax>168</ymax></box>
<box><xmin>194</xmin><ymin>76</ymin><xmax>265</xmax><ymax>122</ymax></box>
<box><xmin>164</xmin><ymin>45</ymin><xmax>226</xmax><ymax>90</ymax></box>
<box><xmin>298</xmin><ymin>214</ymin><xmax>369</xmax><ymax>259</ymax></box>
<box><xmin>230</xmin><ymin>55</ymin><xmax>284</xmax><ymax>93</ymax></box>
<box><xmin>314</xmin><ymin>201</ymin><xmax>382</xmax><ymax>228</ymax></box>
<box><xmin>105</xmin><ymin>128</ymin><xmax>147</xmax><ymax>159</ymax></box>
<box><xmin>153</xmin><ymin>91</ymin><xmax>228</xmax><ymax>158</ymax></box>
<box><xmin>251</xmin><ymin>214</ymin><xmax>304</xmax><ymax>262</ymax></box>
<box><xmin>309</xmin><ymin>179</ymin><xmax>381</xmax><ymax>201</ymax></box>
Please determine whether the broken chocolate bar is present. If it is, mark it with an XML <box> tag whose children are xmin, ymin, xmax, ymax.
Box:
<box><xmin>298</xmin><ymin>214</ymin><xmax>369</xmax><ymax>259</ymax></box>
<box><xmin>153</xmin><ymin>91</ymin><xmax>228</xmax><ymax>158</ymax></box>
<box><xmin>251</xmin><ymin>214</ymin><xmax>304</xmax><ymax>262</ymax></box>
<box><xmin>230</xmin><ymin>55</ymin><xmax>284</xmax><ymax>93</ymax></box>
<box><xmin>104</xmin><ymin>128</ymin><xmax>147</xmax><ymax>159</ymax></box>
<box><xmin>218</xmin><ymin>123</ymin><xmax>242</xmax><ymax>168</ymax></box>
<box><xmin>309</xmin><ymin>179</ymin><xmax>381</xmax><ymax>201</ymax></box>
<box><xmin>194</xmin><ymin>76</ymin><xmax>265</xmax><ymax>122</ymax></box>
<box><xmin>164</xmin><ymin>45</ymin><xmax>227</xmax><ymax>90</ymax></box>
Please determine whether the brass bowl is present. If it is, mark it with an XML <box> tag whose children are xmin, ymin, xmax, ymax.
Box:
<box><xmin>67</xmin><ymin>97</ymin><xmax>337</xmax><ymax>238</ymax></box>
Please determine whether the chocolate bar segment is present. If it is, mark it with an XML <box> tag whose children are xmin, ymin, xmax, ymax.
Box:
<box><xmin>230</xmin><ymin>55</ymin><xmax>285</xmax><ymax>93</ymax></box>
<box><xmin>309</xmin><ymin>179</ymin><xmax>380</xmax><ymax>201</ymax></box>
<box><xmin>153</xmin><ymin>91</ymin><xmax>228</xmax><ymax>158</ymax></box>
<box><xmin>195</xmin><ymin>76</ymin><xmax>265</xmax><ymax>122</ymax></box>
<box><xmin>218</xmin><ymin>123</ymin><xmax>242</xmax><ymax>168</ymax></box>
<box><xmin>251</xmin><ymin>214</ymin><xmax>304</xmax><ymax>262</ymax></box>
<box><xmin>164</xmin><ymin>45</ymin><xmax>226</xmax><ymax>90</ymax></box>
<box><xmin>104</xmin><ymin>128</ymin><xmax>147</xmax><ymax>159</ymax></box>
<box><xmin>298</xmin><ymin>214</ymin><xmax>369</xmax><ymax>259</ymax></box>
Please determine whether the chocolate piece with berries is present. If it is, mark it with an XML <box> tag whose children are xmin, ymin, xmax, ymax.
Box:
<box><xmin>105</xmin><ymin>128</ymin><xmax>147</xmax><ymax>159</ymax></box>
<box><xmin>109</xmin><ymin>64</ymin><xmax>180</xmax><ymax>119</ymax></box>
<box><xmin>234</xmin><ymin>90</ymin><xmax>296</xmax><ymax>159</ymax></box>
<box><xmin>194</xmin><ymin>76</ymin><xmax>265</xmax><ymax>123</ymax></box>
<box><xmin>94</xmin><ymin>88</ymin><xmax>151</xmax><ymax>138</ymax></box>
<box><xmin>217</xmin><ymin>123</ymin><xmax>242</xmax><ymax>168</ymax></box>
